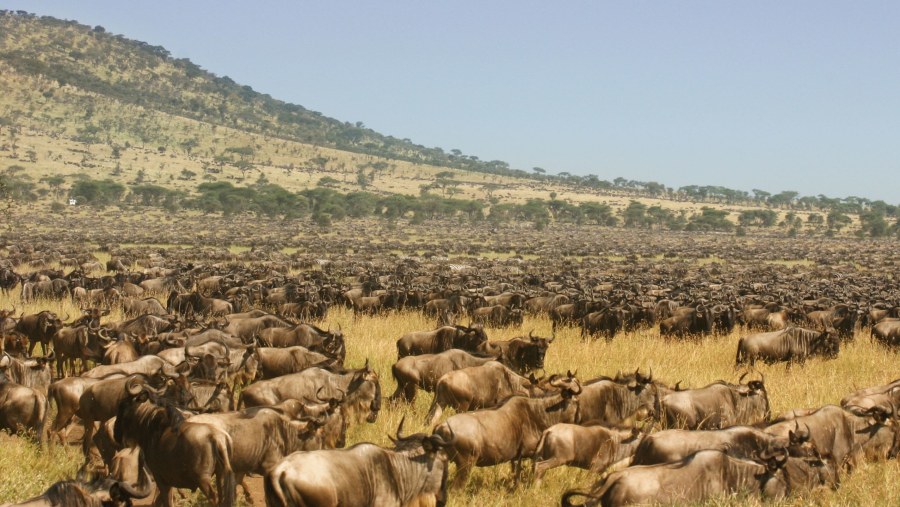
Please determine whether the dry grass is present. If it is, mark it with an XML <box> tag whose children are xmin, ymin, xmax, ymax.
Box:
<box><xmin>0</xmin><ymin>295</ymin><xmax>898</xmax><ymax>505</ymax></box>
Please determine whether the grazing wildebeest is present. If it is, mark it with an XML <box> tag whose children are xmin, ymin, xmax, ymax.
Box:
<box><xmin>390</xmin><ymin>348</ymin><xmax>495</xmax><ymax>402</ymax></box>
<box><xmin>15</xmin><ymin>310</ymin><xmax>65</xmax><ymax>356</ymax></box>
<box><xmin>561</xmin><ymin>449</ymin><xmax>836</xmax><ymax>507</ymax></box>
<box><xmin>765</xmin><ymin>404</ymin><xmax>898</xmax><ymax>471</ymax></box>
<box><xmin>189</xmin><ymin>401</ymin><xmax>325</xmax><ymax>502</ymax></box>
<box><xmin>872</xmin><ymin>319</ymin><xmax>900</xmax><ymax>347</ymax></box>
<box><xmin>477</xmin><ymin>330</ymin><xmax>554</xmax><ymax>374</ymax></box>
<box><xmin>0</xmin><ymin>467</ymin><xmax>154</xmax><ymax>507</ymax></box>
<box><xmin>257</xmin><ymin>322</ymin><xmax>345</xmax><ymax>362</ymax></box>
<box><xmin>532</xmin><ymin>424</ymin><xmax>643</xmax><ymax>484</ymax></box>
<box><xmin>432</xmin><ymin>374</ymin><xmax>582</xmax><ymax>487</ymax></box>
<box><xmin>0</xmin><ymin>373</ymin><xmax>49</xmax><ymax>443</ymax></box>
<box><xmin>659</xmin><ymin>374</ymin><xmax>769</xmax><ymax>430</ymax></box>
<box><xmin>577</xmin><ymin>370</ymin><xmax>660</xmax><ymax>427</ymax></box>
<box><xmin>840</xmin><ymin>378</ymin><xmax>900</xmax><ymax>415</ymax></box>
<box><xmin>113</xmin><ymin>378</ymin><xmax>237</xmax><ymax>507</ymax></box>
<box><xmin>735</xmin><ymin>326</ymin><xmax>840</xmax><ymax>365</ymax></box>
<box><xmin>238</xmin><ymin>364</ymin><xmax>381</xmax><ymax>424</ymax></box>
<box><xmin>255</xmin><ymin>345</ymin><xmax>335</xmax><ymax>379</ymax></box>
<box><xmin>396</xmin><ymin>324</ymin><xmax>488</xmax><ymax>358</ymax></box>
<box><xmin>659</xmin><ymin>304</ymin><xmax>714</xmax><ymax>338</ymax></box>
<box><xmin>425</xmin><ymin>361</ymin><xmax>535</xmax><ymax>426</ymax></box>
<box><xmin>628</xmin><ymin>425</ymin><xmax>795</xmax><ymax>466</ymax></box>
<box><xmin>264</xmin><ymin>420</ymin><xmax>452</xmax><ymax>507</ymax></box>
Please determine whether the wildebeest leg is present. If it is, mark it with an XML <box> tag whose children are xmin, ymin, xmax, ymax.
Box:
<box><xmin>426</xmin><ymin>399</ymin><xmax>444</xmax><ymax>428</ymax></box>
<box><xmin>450</xmin><ymin>454</ymin><xmax>475</xmax><ymax>489</ymax></box>
<box><xmin>239</xmin><ymin>475</ymin><xmax>253</xmax><ymax>503</ymax></box>
<box><xmin>153</xmin><ymin>485</ymin><xmax>174</xmax><ymax>507</ymax></box>
<box><xmin>533</xmin><ymin>457</ymin><xmax>566</xmax><ymax>485</ymax></box>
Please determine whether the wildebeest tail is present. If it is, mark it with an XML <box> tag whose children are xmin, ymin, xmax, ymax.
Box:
<box><xmin>264</xmin><ymin>468</ymin><xmax>290</xmax><ymax>507</ymax></box>
<box><xmin>36</xmin><ymin>393</ymin><xmax>49</xmax><ymax>445</ymax></box>
<box><xmin>213</xmin><ymin>431</ymin><xmax>236</xmax><ymax>507</ymax></box>
<box><xmin>735</xmin><ymin>338</ymin><xmax>745</xmax><ymax>365</ymax></box>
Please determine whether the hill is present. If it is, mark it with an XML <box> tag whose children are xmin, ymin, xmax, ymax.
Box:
<box><xmin>0</xmin><ymin>10</ymin><xmax>896</xmax><ymax>238</ymax></box>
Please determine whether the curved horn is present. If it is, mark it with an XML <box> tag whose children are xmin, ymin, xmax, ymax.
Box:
<box><xmin>528</xmin><ymin>329</ymin><xmax>535</xmax><ymax>340</ymax></box>
<box><xmin>111</xmin><ymin>466</ymin><xmax>156</xmax><ymax>500</ymax></box>
<box><xmin>125</xmin><ymin>376</ymin><xmax>145</xmax><ymax>396</ymax></box>
<box><xmin>395</xmin><ymin>416</ymin><xmax>406</xmax><ymax>440</ymax></box>
<box><xmin>561</xmin><ymin>490</ymin><xmax>594</xmax><ymax>507</ymax></box>
<box><xmin>738</xmin><ymin>372</ymin><xmax>749</xmax><ymax>384</ymax></box>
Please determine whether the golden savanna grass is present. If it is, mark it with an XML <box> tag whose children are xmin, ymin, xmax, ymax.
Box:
<box><xmin>0</xmin><ymin>283</ymin><xmax>898</xmax><ymax>506</ymax></box>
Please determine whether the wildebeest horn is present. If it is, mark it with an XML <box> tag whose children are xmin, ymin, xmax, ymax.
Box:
<box><xmin>738</xmin><ymin>372</ymin><xmax>749</xmax><ymax>384</ymax></box>
<box><xmin>395</xmin><ymin>416</ymin><xmax>406</xmax><ymax>440</ymax></box>
<box><xmin>125</xmin><ymin>376</ymin><xmax>146</xmax><ymax>395</ymax></box>
<box><xmin>97</xmin><ymin>328</ymin><xmax>112</xmax><ymax>341</ymax></box>
<box><xmin>561</xmin><ymin>490</ymin><xmax>594</xmax><ymax>507</ymax></box>
<box><xmin>570</xmin><ymin>381</ymin><xmax>582</xmax><ymax>396</ymax></box>
<box><xmin>528</xmin><ymin>329</ymin><xmax>535</xmax><ymax>340</ymax></box>
<box><xmin>647</xmin><ymin>367</ymin><xmax>653</xmax><ymax>382</ymax></box>
<box><xmin>111</xmin><ymin>464</ymin><xmax>156</xmax><ymax>500</ymax></box>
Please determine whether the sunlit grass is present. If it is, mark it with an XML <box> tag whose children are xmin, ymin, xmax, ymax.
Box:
<box><xmin>0</xmin><ymin>299</ymin><xmax>897</xmax><ymax>505</ymax></box>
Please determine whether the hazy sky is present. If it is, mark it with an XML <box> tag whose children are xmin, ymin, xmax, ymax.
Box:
<box><xmin>3</xmin><ymin>1</ymin><xmax>899</xmax><ymax>201</ymax></box>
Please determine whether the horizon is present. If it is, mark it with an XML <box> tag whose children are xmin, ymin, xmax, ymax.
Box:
<box><xmin>1</xmin><ymin>2</ymin><xmax>898</xmax><ymax>203</ymax></box>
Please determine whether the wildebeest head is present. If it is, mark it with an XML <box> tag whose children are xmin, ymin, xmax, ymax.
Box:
<box><xmin>454</xmin><ymin>324</ymin><xmax>488</xmax><ymax>350</ymax></box>
<box><xmin>812</xmin><ymin>328</ymin><xmax>840</xmax><ymax>359</ymax></box>
<box><xmin>510</xmin><ymin>330</ymin><xmax>555</xmax><ymax>373</ymax></box>
<box><xmin>388</xmin><ymin>416</ymin><xmax>454</xmax><ymax>455</ymax></box>
<box><xmin>736</xmin><ymin>372</ymin><xmax>770</xmax><ymax>421</ymax></box>
<box><xmin>346</xmin><ymin>359</ymin><xmax>382</xmax><ymax>423</ymax></box>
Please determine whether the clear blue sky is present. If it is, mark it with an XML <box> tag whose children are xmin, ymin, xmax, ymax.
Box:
<box><xmin>3</xmin><ymin>1</ymin><xmax>898</xmax><ymax>202</ymax></box>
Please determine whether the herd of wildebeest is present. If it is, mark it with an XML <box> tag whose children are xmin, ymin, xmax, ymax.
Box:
<box><xmin>0</xmin><ymin>223</ymin><xmax>898</xmax><ymax>506</ymax></box>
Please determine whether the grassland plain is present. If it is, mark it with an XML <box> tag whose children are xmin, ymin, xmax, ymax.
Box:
<box><xmin>0</xmin><ymin>284</ymin><xmax>897</xmax><ymax>506</ymax></box>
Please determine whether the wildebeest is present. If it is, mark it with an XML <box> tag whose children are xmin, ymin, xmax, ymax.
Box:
<box><xmin>629</xmin><ymin>425</ymin><xmax>795</xmax><ymax>466</ymax></box>
<box><xmin>471</xmin><ymin>304</ymin><xmax>524</xmax><ymax>327</ymax></box>
<box><xmin>390</xmin><ymin>348</ymin><xmax>495</xmax><ymax>402</ymax></box>
<box><xmin>264</xmin><ymin>420</ymin><xmax>452</xmax><ymax>507</ymax></box>
<box><xmin>581</xmin><ymin>307</ymin><xmax>627</xmax><ymax>340</ymax></box>
<box><xmin>0</xmin><ymin>374</ymin><xmax>49</xmax><ymax>443</ymax></box>
<box><xmin>167</xmin><ymin>290</ymin><xmax>233</xmax><ymax>316</ymax></box>
<box><xmin>113</xmin><ymin>378</ymin><xmax>236</xmax><ymax>507</ymax></box>
<box><xmin>189</xmin><ymin>401</ymin><xmax>325</xmax><ymax>502</ymax></box>
<box><xmin>432</xmin><ymin>374</ymin><xmax>582</xmax><ymax>487</ymax></box>
<box><xmin>52</xmin><ymin>324</ymin><xmax>105</xmax><ymax>377</ymax></box>
<box><xmin>15</xmin><ymin>310</ymin><xmax>65</xmax><ymax>356</ymax></box>
<box><xmin>238</xmin><ymin>364</ymin><xmax>381</xmax><ymax>424</ymax></box>
<box><xmin>805</xmin><ymin>303</ymin><xmax>860</xmax><ymax>340</ymax></box>
<box><xmin>577</xmin><ymin>370</ymin><xmax>660</xmax><ymax>427</ymax></box>
<box><xmin>121</xmin><ymin>296</ymin><xmax>168</xmax><ymax>317</ymax></box>
<box><xmin>425</xmin><ymin>361</ymin><xmax>535</xmax><ymax>426</ymax></box>
<box><xmin>478</xmin><ymin>330</ymin><xmax>554</xmax><ymax>374</ymax></box>
<box><xmin>0</xmin><ymin>467</ymin><xmax>154</xmax><ymax>507</ymax></box>
<box><xmin>659</xmin><ymin>304</ymin><xmax>714</xmax><ymax>338</ymax></box>
<box><xmin>840</xmin><ymin>378</ymin><xmax>900</xmax><ymax>415</ymax></box>
<box><xmin>561</xmin><ymin>449</ymin><xmax>836</xmax><ymax>507</ymax></box>
<box><xmin>0</xmin><ymin>351</ymin><xmax>53</xmax><ymax>397</ymax></box>
<box><xmin>735</xmin><ymin>327</ymin><xmax>840</xmax><ymax>365</ymax></box>
<box><xmin>765</xmin><ymin>404</ymin><xmax>898</xmax><ymax>470</ymax></box>
<box><xmin>396</xmin><ymin>324</ymin><xmax>488</xmax><ymax>358</ymax></box>
<box><xmin>741</xmin><ymin>303</ymin><xmax>799</xmax><ymax>331</ymax></box>
<box><xmin>532</xmin><ymin>424</ymin><xmax>643</xmax><ymax>484</ymax></box>
<box><xmin>659</xmin><ymin>374</ymin><xmax>769</xmax><ymax>429</ymax></box>
<box><xmin>872</xmin><ymin>319</ymin><xmax>900</xmax><ymax>347</ymax></box>
<box><xmin>257</xmin><ymin>322</ymin><xmax>345</xmax><ymax>362</ymax></box>
<box><xmin>255</xmin><ymin>345</ymin><xmax>335</xmax><ymax>379</ymax></box>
